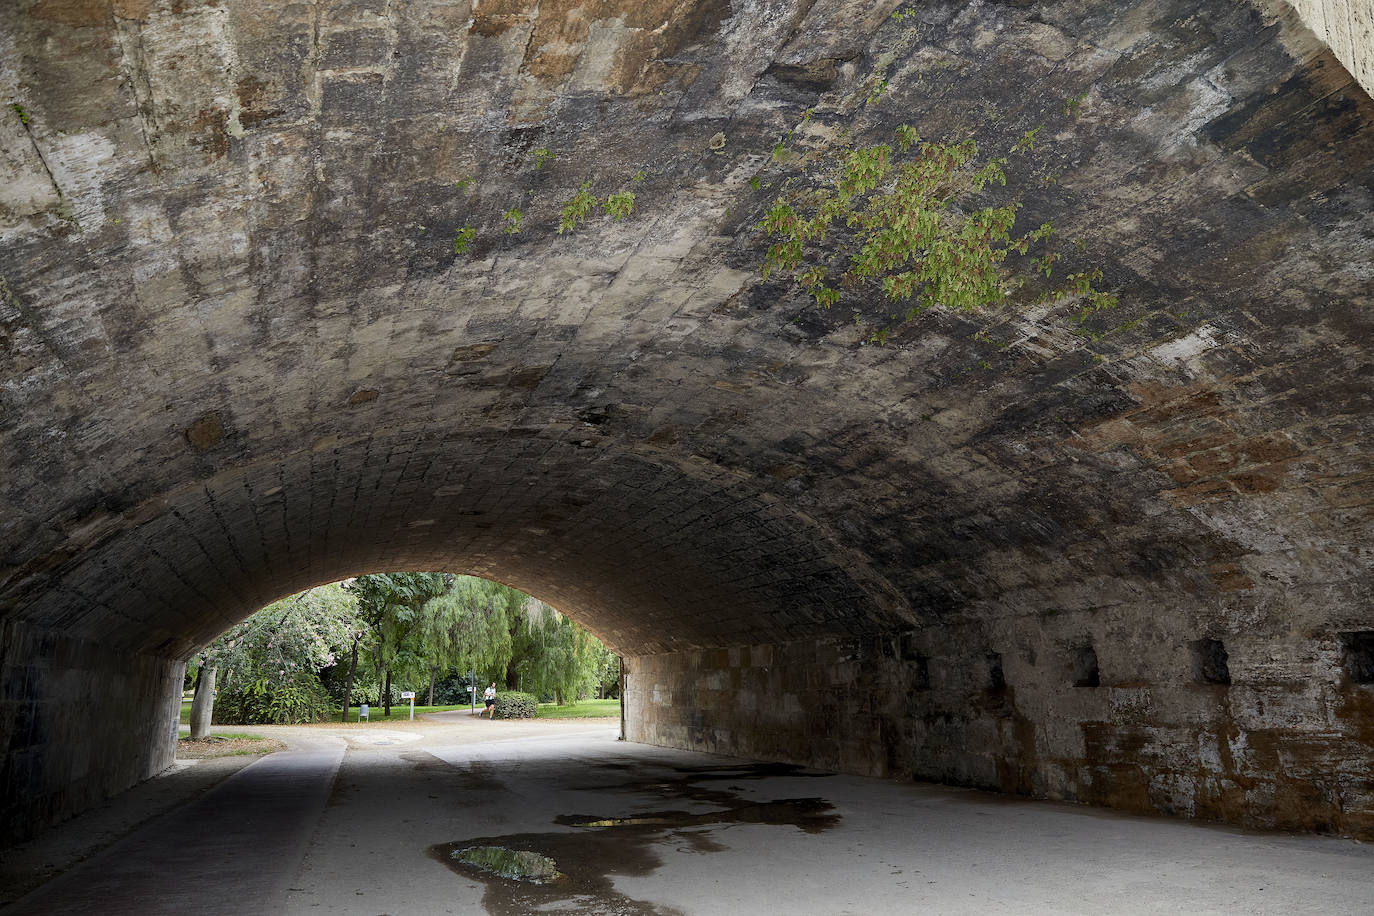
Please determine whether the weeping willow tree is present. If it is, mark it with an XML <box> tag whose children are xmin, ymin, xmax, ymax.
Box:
<box><xmin>415</xmin><ymin>576</ymin><xmax>522</xmax><ymax>705</ymax></box>
<box><xmin>506</xmin><ymin>599</ymin><xmax>606</xmax><ymax>705</ymax></box>
<box><xmin>201</xmin><ymin>574</ymin><xmax>612</xmax><ymax>722</ymax></box>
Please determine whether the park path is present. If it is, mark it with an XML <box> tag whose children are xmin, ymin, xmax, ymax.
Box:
<box><xmin>5</xmin><ymin>732</ymin><xmax>345</xmax><ymax>915</ymax></box>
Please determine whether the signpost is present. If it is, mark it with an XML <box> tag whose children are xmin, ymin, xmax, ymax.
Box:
<box><xmin>400</xmin><ymin>691</ymin><xmax>416</xmax><ymax>720</ymax></box>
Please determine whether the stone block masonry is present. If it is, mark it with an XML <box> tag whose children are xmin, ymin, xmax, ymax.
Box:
<box><xmin>0</xmin><ymin>620</ymin><xmax>183</xmax><ymax>847</ymax></box>
<box><xmin>1285</xmin><ymin>0</ymin><xmax>1374</xmax><ymax>93</ymax></box>
<box><xmin>629</xmin><ymin>624</ymin><xmax>1374</xmax><ymax>838</ymax></box>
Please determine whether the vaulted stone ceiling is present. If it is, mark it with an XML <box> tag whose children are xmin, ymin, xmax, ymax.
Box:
<box><xmin>1</xmin><ymin>0</ymin><xmax>1370</xmax><ymax>665</ymax></box>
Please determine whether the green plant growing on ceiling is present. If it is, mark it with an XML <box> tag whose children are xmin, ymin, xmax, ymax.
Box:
<box><xmin>453</xmin><ymin>225</ymin><xmax>476</xmax><ymax>255</ymax></box>
<box><xmin>602</xmin><ymin>191</ymin><xmax>635</xmax><ymax>220</ymax></box>
<box><xmin>556</xmin><ymin>183</ymin><xmax>637</xmax><ymax>234</ymax></box>
<box><xmin>558</xmin><ymin>183</ymin><xmax>598</xmax><ymax>234</ymax></box>
<box><xmin>757</xmin><ymin>122</ymin><xmax>1116</xmax><ymax>344</ymax></box>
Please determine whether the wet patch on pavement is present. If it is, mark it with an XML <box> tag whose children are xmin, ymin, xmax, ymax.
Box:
<box><xmin>431</xmin><ymin>761</ymin><xmax>840</xmax><ymax>914</ymax></box>
<box><xmin>400</xmin><ymin>752</ymin><xmax>508</xmax><ymax>792</ymax></box>
<box><xmin>585</xmin><ymin>759</ymin><xmax>836</xmax><ymax>814</ymax></box>
<box><xmin>555</xmin><ymin>797</ymin><xmax>837</xmax><ymax>833</ymax></box>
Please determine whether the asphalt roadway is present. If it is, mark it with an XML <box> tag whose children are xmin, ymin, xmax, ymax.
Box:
<box><xmin>5</xmin><ymin>712</ymin><xmax>1374</xmax><ymax>915</ymax></box>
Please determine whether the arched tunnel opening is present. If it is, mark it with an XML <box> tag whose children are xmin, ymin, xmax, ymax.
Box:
<box><xmin>2</xmin><ymin>0</ymin><xmax>1373</xmax><ymax>897</ymax></box>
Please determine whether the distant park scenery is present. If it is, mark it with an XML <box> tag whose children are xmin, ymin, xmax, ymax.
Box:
<box><xmin>187</xmin><ymin>574</ymin><xmax>619</xmax><ymax>725</ymax></box>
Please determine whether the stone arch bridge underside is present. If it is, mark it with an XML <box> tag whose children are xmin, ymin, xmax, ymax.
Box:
<box><xmin>1</xmin><ymin>0</ymin><xmax>1371</xmax><ymax>843</ymax></box>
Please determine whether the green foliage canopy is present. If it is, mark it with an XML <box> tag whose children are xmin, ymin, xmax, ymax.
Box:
<box><xmin>201</xmin><ymin>574</ymin><xmax>615</xmax><ymax>722</ymax></box>
<box><xmin>201</xmin><ymin>583</ymin><xmax>357</xmax><ymax>723</ymax></box>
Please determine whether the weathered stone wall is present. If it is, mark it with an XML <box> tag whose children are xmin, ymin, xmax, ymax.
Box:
<box><xmin>629</xmin><ymin>626</ymin><xmax>1374</xmax><ymax>837</ymax></box>
<box><xmin>1</xmin><ymin>0</ymin><xmax>1371</xmax><ymax>843</ymax></box>
<box><xmin>1287</xmin><ymin>0</ymin><xmax>1374</xmax><ymax>93</ymax></box>
<box><xmin>0</xmin><ymin>619</ymin><xmax>182</xmax><ymax>845</ymax></box>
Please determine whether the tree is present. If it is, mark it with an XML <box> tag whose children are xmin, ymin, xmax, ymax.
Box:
<box><xmin>508</xmin><ymin>600</ymin><xmax>604</xmax><ymax>705</ymax></box>
<box><xmin>345</xmin><ymin>573</ymin><xmax>450</xmax><ymax>715</ymax></box>
<box><xmin>188</xmin><ymin>664</ymin><xmax>216</xmax><ymax>740</ymax></box>
<box><xmin>201</xmin><ymin>583</ymin><xmax>357</xmax><ymax>724</ymax></box>
<box><xmin>592</xmin><ymin>645</ymin><xmax>620</xmax><ymax>699</ymax></box>
<box><xmin>416</xmin><ymin>576</ymin><xmax>518</xmax><ymax>704</ymax></box>
<box><xmin>198</xmin><ymin>574</ymin><xmax>615</xmax><ymax>725</ymax></box>
<box><xmin>338</xmin><ymin>625</ymin><xmax>365</xmax><ymax>723</ymax></box>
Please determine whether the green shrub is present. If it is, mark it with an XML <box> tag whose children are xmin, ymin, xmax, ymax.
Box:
<box><xmin>213</xmin><ymin>675</ymin><xmax>334</xmax><ymax>725</ymax></box>
<box><xmin>493</xmin><ymin>691</ymin><xmax>538</xmax><ymax>719</ymax></box>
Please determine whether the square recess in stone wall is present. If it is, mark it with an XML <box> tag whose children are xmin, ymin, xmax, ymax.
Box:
<box><xmin>1190</xmin><ymin>638</ymin><xmax>1231</xmax><ymax>685</ymax></box>
<box><xmin>986</xmin><ymin>653</ymin><xmax>1006</xmax><ymax>691</ymax></box>
<box><xmin>1070</xmin><ymin>646</ymin><xmax>1100</xmax><ymax>688</ymax></box>
<box><xmin>1340</xmin><ymin>632</ymin><xmax>1374</xmax><ymax>684</ymax></box>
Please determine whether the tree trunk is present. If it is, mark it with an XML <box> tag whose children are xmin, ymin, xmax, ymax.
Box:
<box><xmin>190</xmin><ymin>665</ymin><xmax>217</xmax><ymax>740</ymax></box>
<box><xmin>383</xmin><ymin>669</ymin><xmax>392</xmax><ymax>715</ymax></box>
<box><xmin>341</xmin><ymin>636</ymin><xmax>359</xmax><ymax>723</ymax></box>
<box><xmin>428</xmin><ymin>671</ymin><xmax>436</xmax><ymax>707</ymax></box>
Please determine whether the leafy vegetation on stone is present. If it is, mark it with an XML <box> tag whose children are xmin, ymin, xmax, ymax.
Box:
<box><xmin>603</xmin><ymin>191</ymin><xmax>635</xmax><ymax>220</ymax></box>
<box><xmin>503</xmin><ymin>206</ymin><xmax>523</xmax><ymax>235</ymax></box>
<box><xmin>558</xmin><ymin>183</ymin><xmax>598</xmax><ymax>234</ymax></box>
<box><xmin>454</xmin><ymin>225</ymin><xmax>475</xmax><ymax>255</ymax></box>
<box><xmin>757</xmin><ymin>121</ymin><xmax>1116</xmax><ymax>344</ymax></box>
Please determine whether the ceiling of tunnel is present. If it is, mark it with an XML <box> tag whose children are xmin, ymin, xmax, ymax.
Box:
<box><xmin>1</xmin><ymin>0</ymin><xmax>1371</xmax><ymax>658</ymax></box>
<box><xmin>2</xmin><ymin>430</ymin><xmax>911</xmax><ymax>656</ymax></box>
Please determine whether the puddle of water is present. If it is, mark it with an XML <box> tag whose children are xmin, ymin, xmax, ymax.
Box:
<box><xmin>432</xmin><ymin>761</ymin><xmax>841</xmax><ymax>915</ymax></box>
<box><xmin>556</xmin><ymin>797</ymin><xmax>839</xmax><ymax>834</ymax></box>
<box><xmin>453</xmin><ymin>846</ymin><xmax>561</xmax><ymax>884</ymax></box>
<box><xmin>431</xmin><ymin>830</ymin><xmax>672</xmax><ymax>916</ymax></box>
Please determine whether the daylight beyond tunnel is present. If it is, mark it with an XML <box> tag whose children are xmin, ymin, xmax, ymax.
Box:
<box><xmin>3</xmin><ymin>0</ymin><xmax>1373</xmax><ymax>844</ymax></box>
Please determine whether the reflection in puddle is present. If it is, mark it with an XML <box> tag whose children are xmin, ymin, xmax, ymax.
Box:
<box><xmin>431</xmin><ymin>761</ymin><xmax>840</xmax><ymax>915</ymax></box>
<box><xmin>453</xmin><ymin>846</ymin><xmax>562</xmax><ymax>883</ymax></box>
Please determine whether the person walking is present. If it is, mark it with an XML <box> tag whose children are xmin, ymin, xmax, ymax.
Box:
<box><xmin>483</xmin><ymin>682</ymin><xmax>497</xmax><ymax>719</ymax></box>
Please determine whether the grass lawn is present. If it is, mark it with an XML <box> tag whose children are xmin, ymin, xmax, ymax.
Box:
<box><xmin>536</xmin><ymin>698</ymin><xmax>620</xmax><ymax>719</ymax></box>
<box><xmin>341</xmin><ymin>703</ymin><xmax>471</xmax><ymax>722</ymax></box>
<box><xmin>182</xmin><ymin>700</ymin><xmax>477</xmax><ymax>724</ymax></box>
<box><xmin>179</xmin><ymin>699</ymin><xmax>619</xmax><ymax>724</ymax></box>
